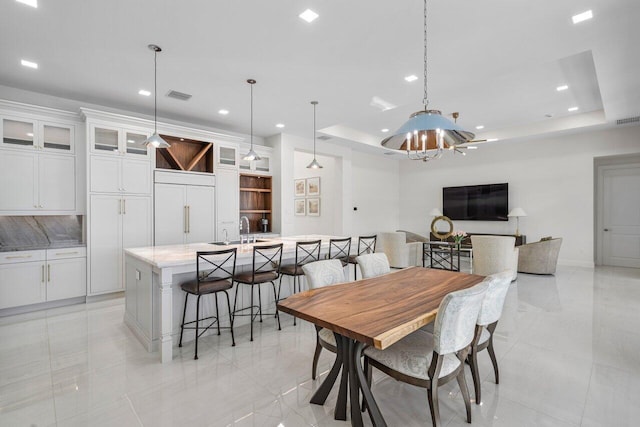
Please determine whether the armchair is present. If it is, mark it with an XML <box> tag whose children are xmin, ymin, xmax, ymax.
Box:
<box><xmin>517</xmin><ymin>237</ymin><xmax>562</xmax><ymax>274</ymax></box>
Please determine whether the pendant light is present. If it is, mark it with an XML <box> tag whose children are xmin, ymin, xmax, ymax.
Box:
<box><xmin>306</xmin><ymin>101</ymin><xmax>323</xmax><ymax>169</ymax></box>
<box><xmin>242</xmin><ymin>79</ymin><xmax>261</xmax><ymax>161</ymax></box>
<box><xmin>143</xmin><ymin>44</ymin><xmax>170</xmax><ymax>149</ymax></box>
<box><xmin>380</xmin><ymin>0</ymin><xmax>474</xmax><ymax>161</ymax></box>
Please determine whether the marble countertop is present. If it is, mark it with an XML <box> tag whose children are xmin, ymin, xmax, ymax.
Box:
<box><xmin>124</xmin><ymin>235</ymin><xmax>342</xmax><ymax>269</ymax></box>
<box><xmin>0</xmin><ymin>242</ymin><xmax>86</xmax><ymax>252</ymax></box>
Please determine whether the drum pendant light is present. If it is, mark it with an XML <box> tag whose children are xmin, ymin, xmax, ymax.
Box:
<box><xmin>242</xmin><ymin>79</ymin><xmax>261</xmax><ymax>161</ymax></box>
<box><xmin>143</xmin><ymin>44</ymin><xmax>170</xmax><ymax>149</ymax></box>
<box><xmin>306</xmin><ymin>101</ymin><xmax>323</xmax><ymax>169</ymax></box>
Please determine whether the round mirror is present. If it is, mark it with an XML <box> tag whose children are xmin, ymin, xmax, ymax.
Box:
<box><xmin>431</xmin><ymin>215</ymin><xmax>454</xmax><ymax>240</ymax></box>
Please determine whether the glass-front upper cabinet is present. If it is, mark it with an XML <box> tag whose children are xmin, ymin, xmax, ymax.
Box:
<box><xmin>217</xmin><ymin>145</ymin><xmax>237</xmax><ymax>168</ymax></box>
<box><xmin>1</xmin><ymin>117</ymin><xmax>74</xmax><ymax>153</ymax></box>
<box><xmin>90</xmin><ymin>124</ymin><xmax>150</xmax><ymax>158</ymax></box>
<box><xmin>255</xmin><ymin>156</ymin><xmax>270</xmax><ymax>173</ymax></box>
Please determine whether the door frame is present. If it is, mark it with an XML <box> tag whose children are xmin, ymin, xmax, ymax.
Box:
<box><xmin>594</xmin><ymin>154</ymin><xmax>640</xmax><ymax>266</ymax></box>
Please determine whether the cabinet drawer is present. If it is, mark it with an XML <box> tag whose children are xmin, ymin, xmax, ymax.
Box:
<box><xmin>46</xmin><ymin>247</ymin><xmax>86</xmax><ymax>260</ymax></box>
<box><xmin>0</xmin><ymin>250</ymin><xmax>46</xmax><ymax>265</ymax></box>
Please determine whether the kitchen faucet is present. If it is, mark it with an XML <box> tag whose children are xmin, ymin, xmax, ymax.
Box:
<box><xmin>240</xmin><ymin>216</ymin><xmax>251</xmax><ymax>243</ymax></box>
<box><xmin>222</xmin><ymin>229</ymin><xmax>229</xmax><ymax>246</ymax></box>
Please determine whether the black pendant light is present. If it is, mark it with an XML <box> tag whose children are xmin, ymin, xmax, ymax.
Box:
<box><xmin>143</xmin><ymin>44</ymin><xmax>170</xmax><ymax>149</ymax></box>
<box><xmin>306</xmin><ymin>101</ymin><xmax>322</xmax><ymax>169</ymax></box>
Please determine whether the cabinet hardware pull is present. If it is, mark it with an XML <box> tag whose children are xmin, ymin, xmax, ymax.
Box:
<box><xmin>55</xmin><ymin>251</ymin><xmax>78</xmax><ymax>256</ymax></box>
<box><xmin>7</xmin><ymin>255</ymin><xmax>33</xmax><ymax>259</ymax></box>
<box><xmin>41</xmin><ymin>265</ymin><xmax>45</xmax><ymax>282</ymax></box>
<box><xmin>123</xmin><ymin>199</ymin><xmax>126</xmax><ymax>215</ymax></box>
<box><xmin>47</xmin><ymin>264</ymin><xmax>51</xmax><ymax>282</ymax></box>
<box><xmin>184</xmin><ymin>206</ymin><xmax>187</xmax><ymax>233</ymax></box>
<box><xmin>186</xmin><ymin>206</ymin><xmax>190</xmax><ymax>233</ymax></box>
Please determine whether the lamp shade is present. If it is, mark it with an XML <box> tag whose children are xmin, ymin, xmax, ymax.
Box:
<box><xmin>143</xmin><ymin>132</ymin><xmax>170</xmax><ymax>149</ymax></box>
<box><xmin>429</xmin><ymin>208</ymin><xmax>443</xmax><ymax>216</ymax></box>
<box><xmin>508</xmin><ymin>207</ymin><xmax>527</xmax><ymax>217</ymax></box>
<box><xmin>381</xmin><ymin>110</ymin><xmax>475</xmax><ymax>151</ymax></box>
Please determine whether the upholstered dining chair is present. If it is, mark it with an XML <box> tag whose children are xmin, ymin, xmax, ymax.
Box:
<box><xmin>302</xmin><ymin>259</ymin><xmax>346</xmax><ymax>379</ymax></box>
<box><xmin>348</xmin><ymin>234</ymin><xmax>377</xmax><ymax>280</ymax></box>
<box><xmin>468</xmin><ymin>270</ymin><xmax>512</xmax><ymax>405</ymax></box>
<box><xmin>355</xmin><ymin>252</ymin><xmax>391</xmax><ymax>279</ymax></box>
<box><xmin>363</xmin><ymin>280</ymin><xmax>489</xmax><ymax>427</ymax></box>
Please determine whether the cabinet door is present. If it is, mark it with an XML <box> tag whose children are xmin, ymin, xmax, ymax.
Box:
<box><xmin>122</xmin><ymin>196</ymin><xmax>152</xmax><ymax>252</ymax></box>
<box><xmin>0</xmin><ymin>262</ymin><xmax>46</xmax><ymax>309</ymax></box>
<box><xmin>38</xmin><ymin>154</ymin><xmax>75</xmax><ymax>211</ymax></box>
<box><xmin>47</xmin><ymin>257</ymin><xmax>86</xmax><ymax>301</ymax></box>
<box><xmin>1</xmin><ymin>117</ymin><xmax>36</xmax><ymax>150</ymax></box>
<box><xmin>89</xmin><ymin>195</ymin><xmax>122</xmax><ymax>294</ymax></box>
<box><xmin>154</xmin><ymin>184</ymin><xmax>186</xmax><ymax>246</ymax></box>
<box><xmin>216</xmin><ymin>169</ymin><xmax>239</xmax><ymax>241</ymax></box>
<box><xmin>255</xmin><ymin>156</ymin><xmax>270</xmax><ymax>173</ymax></box>
<box><xmin>217</xmin><ymin>145</ymin><xmax>237</xmax><ymax>169</ymax></box>
<box><xmin>186</xmin><ymin>185</ymin><xmax>215</xmax><ymax>244</ymax></box>
<box><xmin>91</xmin><ymin>125</ymin><xmax>120</xmax><ymax>154</ymax></box>
<box><xmin>41</xmin><ymin>122</ymin><xmax>74</xmax><ymax>153</ymax></box>
<box><xmin>90</xmin><ymin>156</ymin><xmax>121</xmax><ymax>193</ymax></box>
<box><xmin>124</xmin><ymin>131</ymin><xmax>150</xmax><ymax>158</ymax></box>
<box><xmin>0</xmin><ymin>150</ymin><xmax>37</xmax><ymax>210</ymax></box>
<box><xmin>122</xmin><ymin>158</ymin><xmax>151</xmax><ymax>194</ymax></box>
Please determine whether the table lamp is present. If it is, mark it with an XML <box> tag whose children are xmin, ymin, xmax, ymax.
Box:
<box><xmin>508</xmin><ymin>208</ymin><xmax>527</xmax><ymax>236</ymax></box>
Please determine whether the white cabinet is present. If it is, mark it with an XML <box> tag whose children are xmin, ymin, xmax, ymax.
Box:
<box><xmin>238</xmin><ymin>145</ymin><xmax>272</xmax><ymax>174</ymax></box>
<box><xmin>216</xmin><ymin>143</ymin><xmax>238</xmax><ymax>169</ymax></box>
<box><xmin>89</xmin><ymin>194</ymin><xmax>151</xmax><ymax>295</ymax></box>
<box><xmin>215</xmin><ymin>168</ymin><xmax>239</xmax><ymax>241</ymax></box>
<box><xmin>1</xmin><ymin>116</ymin><xmax>74</xmax><ymax>153</ymax></box>
<box><xmin>90</xmin><ymin>156</ymin><xmax>150</xmax><ymax>194</ymax></box>
<box><xmin>0</xmin><ymin>248</ymin><xmax>86</xmax><ymax>310</ymax></box>
<box><xmin>0</xmin><ymin>150</ymin><xmax>75</xmax><ymax>212</ymax></box>
<box><xmin>90</xmin><ymin>124</ymin><xmax>150</xmax><ymax>158</ymax></box>
<box><xmin>154</xmin><ymin>182</ymin><xmax>215</xmax><ymax>245</ymax></box>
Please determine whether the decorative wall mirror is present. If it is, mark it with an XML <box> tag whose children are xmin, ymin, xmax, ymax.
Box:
<box><xmin>431</xmin><ymin>215</ymin><xmax>453</xmax><ymax>240</ymax></box>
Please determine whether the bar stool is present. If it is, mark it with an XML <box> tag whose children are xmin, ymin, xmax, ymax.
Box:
<box><xmin>232</xmin><ymin>243</ymin><xmax>283</xmax><ymax>342</ymax></box>
<box><xmin>278</xmin><ymin>240</ymin><xmax>321</xmax><ymax>325</ymax></box>
<box><xmin>178</xmin><ymin>248</ymin><xmax>237</xmax><ymax>360</ymax></box>
<box><xmin>348</xmin><ymin>235</ymin><xmax>377</xmax><ymax>280</ymax></box>
<box><xmin>328</xmin><ymin>237</ymin><xmax>352</xmax><ymax>268</ymax></box>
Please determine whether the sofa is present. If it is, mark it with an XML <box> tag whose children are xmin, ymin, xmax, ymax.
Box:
<box><xmin>470</xmin><ymin>235</ymin><xmax>519</xmax><ymax>281</ymax></box>
<box><xmin>517</xmin><ymin>237</ymin><xmax>563</xmax><ymax>274</ymax></box>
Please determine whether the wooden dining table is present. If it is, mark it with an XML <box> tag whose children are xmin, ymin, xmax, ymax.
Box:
<box><xmin>277</xmin><ymin>266</ymin><xmax>485</xmax><ymax>427</ymax></box>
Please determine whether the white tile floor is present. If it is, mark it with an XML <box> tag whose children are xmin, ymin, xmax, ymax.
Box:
<box><xmin>1</xmin><ymin>265</ymin><xmax>639</xmax><ymax>426</ymax></box>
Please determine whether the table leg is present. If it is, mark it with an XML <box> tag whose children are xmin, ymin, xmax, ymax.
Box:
<box><xmin>348</xmin><ymin>340</ymin><xmax>364</xmax><ymax>426</ymax></box>
<box><xmin>353</xmin><ymin>341</ymin><xmax>387</xmax><ymax>427</ymax></box>
<box><xmin>310</xmin><ymin>332</ymin><xmax>344</xmax><ymax>406</ymax></box>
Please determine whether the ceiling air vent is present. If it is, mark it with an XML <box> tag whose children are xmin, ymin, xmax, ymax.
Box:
<box><xmin>317</xmin><ymin>135</ymin><xmax>332</xmax><ymax>141</ymax></box>
<box><xmin>166</xmin><ymin>90</ymin><xmax>192</xmax><ymax>101</ymax></box>
<box><xmin>616</xmin><ymin>116</ymin><xmax>640</xmax><ymax>125</ymax></box>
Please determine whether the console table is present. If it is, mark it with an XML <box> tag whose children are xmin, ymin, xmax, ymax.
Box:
<box><xmin>429</xmin><ymin>232</ymin><xmax>526</xmax><ymax>247</ymax></box>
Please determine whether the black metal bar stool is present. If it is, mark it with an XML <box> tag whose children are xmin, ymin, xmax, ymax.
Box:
<box><xmin>347</xmin><ymin>235</ymin><xmax>377</xmax><ymax>280</ymax></box>
<box><xmin>278</xmin><ymin>240</ymin><xmax>322</xmax><ymax>325</ymax></box>
<box><xmin>179</xmin><ymin>248</ymin><xmax>237</xmax><ymax>360</ymax></box>
<box><xmin>328</xmin><ymin>237</ymin><xmax>352</xmax><ymax>268</ymax></box>
<box><xmin>232</xmin><ymin>243</ymin><xmax>283</xmax><ymax>341</ymax></box>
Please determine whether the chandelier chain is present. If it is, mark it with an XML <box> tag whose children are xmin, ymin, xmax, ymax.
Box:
<box><xmin>423</xmin><ymin>0</ymin><xmax>429</xmax><ymax>108</ymax></box>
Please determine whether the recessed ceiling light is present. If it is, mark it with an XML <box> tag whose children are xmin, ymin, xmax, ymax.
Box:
<box><xmin>20</xmin><ymin>59</ymin><xmax>38</xmax><ymax>69</ymax></box>
<box><xmin>572</xmin><ymin>10</ymin><xmax>593</xmax><ymax>24</ymax></box>
<box><xmin>16</xmin><ymin>0</ymin><xmax>37</xmax><ymax>8</ymax></box>
<box><xmin>404</xmin><ymin>75</ymin><xmax>418</xmax><ymax>82</ymax></box>
<box><xmin>381</xmin><ymin>128</ymin><xmax>389</xmax><ymax>133</ymax></box>
<box><xmin>487</xmin><ymin>138</ymin><xmax>499</xmax><ymax>142</ymax></box>
<box><xmin>276</xmin><ymin>123</ymin><xmax>285</xmax><ymax>128</ymax></box>
<box><xmin>218</xmin><ymin>109</ymin><xmax>229</xmax><ymax>115</ymax></box>
<box><xmin>299</xmin><ymin>9</ymin><xmax>319</xmax><ymax>23</ymax></box>
<box><xmin>556</xmin><ymin>85</ymin><xmax>569</xmax><ymax>91</ymax></box>
<box><xmin>138</xmin><ymin>89</ymin><xmax>151</xmax><ymax>96</ymax></box>
<box><xmin>568</xmin><ymin>106</ymin><xmax>579</xmax><ymax>112</ymax></box>
<box><xmin>475</xmin><ymin>125</ymin><xmax>484</xmax><ymax>130</ymax></box>
<box><xmin>467</xmin><ymin>146</ymin><xmax>478</xmax><ymax>150</ymax></box>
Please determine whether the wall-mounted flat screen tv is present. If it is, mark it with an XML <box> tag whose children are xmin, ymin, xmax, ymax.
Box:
<box><xmin>443</xmin><ymin>183</ymin><xmax>509</xmax><ymax>221</ymax></box>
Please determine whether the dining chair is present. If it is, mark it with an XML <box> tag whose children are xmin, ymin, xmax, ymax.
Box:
<box><xmin>232</xmin><ymin>243</ymin><xmax>283</xmax><ymax>342</ymax></box>
<box><xmin>278</xmin><ymin>240</ymin><xmax>321</xmax><ymax>325</ymax></box>
<box><xmin>178</xmin><ymin>248</ymin><xmax>236</xmax><ymax>359</ymax></box>
<box><xmin>468</xmin><ymin>270</ymin><xmax>512</xmax><ymax>405</ymax></box>
<box><xmin>348</xmin><ymin>234</ymin><xmax>377</xmax><ymax>280</ymax></box>
<box><xmin>327</xmin><ymin>237</ymin><xmax>352</xmax><ymax>268</ymax></box>
<box><xmin>363</xmin><ymin>280</ymin><xmax>489</xmax><ymax>426</ymax></box>
<box><xmin>301</xmin><ymin>259</ymin><xmax>346</xmax><ymax>379</ymax></box>
<box><xmin>355</xmin><ymin>252</ymin><xmax>390</xmax><ymax>279</ymax></box>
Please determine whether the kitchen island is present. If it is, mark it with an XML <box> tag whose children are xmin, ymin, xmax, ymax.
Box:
<box><xmin>124</xmin><ymin>235</ymin><xmax>343</xmax><ymax>363</ymax></box>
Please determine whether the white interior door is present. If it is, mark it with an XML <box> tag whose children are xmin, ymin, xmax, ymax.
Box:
<box><xmin>602</xmin><ymin>166</ymin><xmax>640</xmax><ymax>267</ymax></box>
<box><xmin>186</xmin><ymin>185</ymin><xmax>215</xmax><ymax>244</ymax></box>
<box><xmin>154</xmin><ymin>184</ymin><xmax>186</xmax><ymax>245</ymax></box>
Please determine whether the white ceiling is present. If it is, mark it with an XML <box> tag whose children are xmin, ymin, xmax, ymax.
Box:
<box><xmin>1</xmin><ymin>0</ymin><xmax>639</xmax><ymax>152</ymax></box>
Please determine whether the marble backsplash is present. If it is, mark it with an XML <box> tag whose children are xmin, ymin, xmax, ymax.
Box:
<box><xmin>0</xmin><ymin>216</ymin><xmax>84</xmax><ymax>251</ymax></box>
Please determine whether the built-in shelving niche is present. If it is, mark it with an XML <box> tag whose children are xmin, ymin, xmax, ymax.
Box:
<box><xmin>155</xmin><ymin>135</ymin><xmax>213</xmax><ymax>173</ymax></box>
<box><xmin>239</xmin><ymin>174</ymin><xmax>272</xmax><ymax>233</ymax></box>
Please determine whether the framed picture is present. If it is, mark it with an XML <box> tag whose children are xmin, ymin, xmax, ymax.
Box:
<box><xmin>307</xmin><ymin>198</ymin><xmax>320</xmax><ymax>216</ymax></box>
<box><xmin>294</xmin><ymin>199</ymin><xmax>306</xmax><ymax>216</ymax></box>
<box><xmin>306</xmin><ymin>177</ymin><xmax>320</xmax><ymax>196</ymax></box>
<box><xmin>294</xmin><ymin>179</ymin><xmax>306</xmax><ymax>197</ymax></box>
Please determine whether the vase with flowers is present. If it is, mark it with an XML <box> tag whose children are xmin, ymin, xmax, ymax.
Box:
<box><xmin>451</xmin><ymin>230</ymin><xmax>467</xmax><ymax>248</ymax></box>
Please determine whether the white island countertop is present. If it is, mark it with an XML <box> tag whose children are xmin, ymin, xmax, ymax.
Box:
<box><xmin>124</xmin><ymin>235</ymin><xmax>342</xmax><ymax>269</ymax></box>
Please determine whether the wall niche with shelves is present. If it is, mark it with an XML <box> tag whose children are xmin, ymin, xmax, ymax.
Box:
<box><xmin>155</xmin><ymin>135</ymin><xmax>213</xmax><ymax>173</ymax></box>
<box><xmin>239</xmin><ymin>174</ymin><xmax>272</xmax><ymax>233</ymax></box>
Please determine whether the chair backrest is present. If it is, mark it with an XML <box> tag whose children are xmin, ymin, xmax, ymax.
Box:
<box><xmin>251</xmin><ymin>243</ymin><xmax>283</xmax><ymax>280</ymax></box>
<box><xmin>355</xmin><ymin>253</ymin><xmax>390</xmax><ymax>279</ymax></box>
<box><xmin>196</xmin><ymin>248</ymin><xmax>237</xmax><ymax>292</ymax></box>
<box><xmin>328</xmin><ymin>237</ymin><xmax>351</xmax><ymax>263</ymax></box>
<box><xmin>357</xmin><ymin>234</ymin><xmax>377</xmax><ymax>255</ymax></box>
<box><xmin>477</xmin><ymin>270</ymin><xmax>512</xmax><ymax>326</ymax></box>
<box><xmin>302</xmin><ymin>260</ymin><xmax>345</xmax><ymax>289</ymax></box>
<box><xmin>376</xmin><ymin>232</ymin><xmax>409</xmax><ymax>268</ymax></box>
<box><xmin>470</xmin><ymin>235</ymin><xmax>516</xmax><ymax>276</ymax></box>
<box><xmin>433</xmin><ymin>281</ymin><xmax>488</xmax><ymax>355</ymax></box>
<box><xmin>295</xmin><ymin>240</ymin><xmax>322</xmax><ymax>266</ymax></box>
